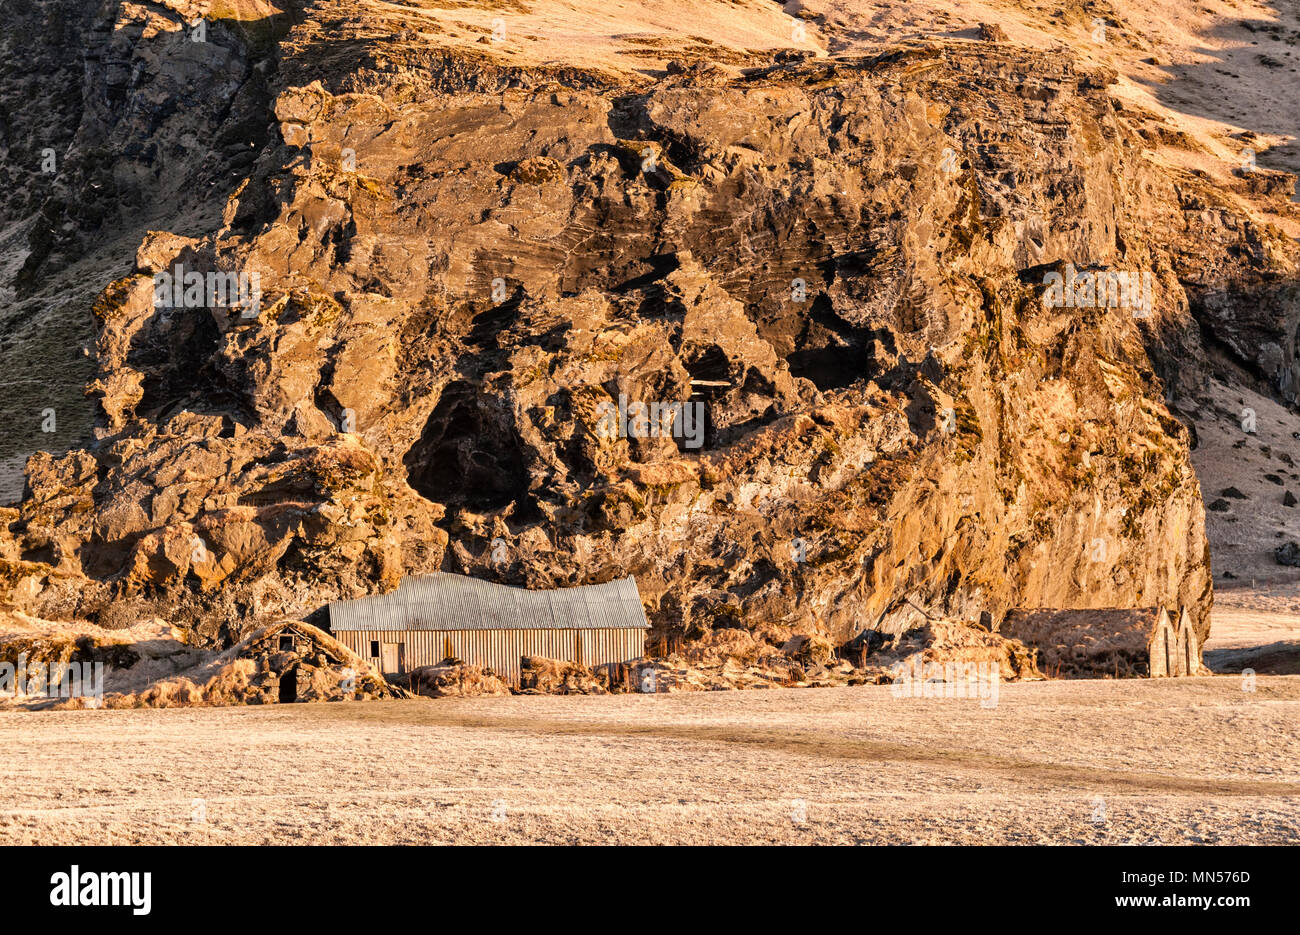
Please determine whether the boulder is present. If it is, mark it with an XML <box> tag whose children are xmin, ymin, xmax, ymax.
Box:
<box><xmin>1276</xmin><ymin>543</ymin><xmax>1300</xmax><ymax>567</ymax></box>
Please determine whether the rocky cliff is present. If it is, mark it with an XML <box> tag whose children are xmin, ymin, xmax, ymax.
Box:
<box><xmin>3</xmin><ymin>0</ymin><xmax>1298</xmax><ymax>649</ymax></box>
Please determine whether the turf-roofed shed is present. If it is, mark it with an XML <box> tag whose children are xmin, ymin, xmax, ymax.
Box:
<box><xmin>328</xmin><ymin>573</ymin><xmax>650</xmax><ymax>684</ymax></box>
<box><xmin>998</xmin><ymin>606</ymin><xmax>1203</xmax><ymax>679</ymax></box>
<box><xmin>91</xmin><ymin>620</ymin><xmax>397</xmax><ymax>708</ymax></box>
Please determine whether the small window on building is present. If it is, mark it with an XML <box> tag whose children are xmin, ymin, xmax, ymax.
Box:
<box><xmin>370</xmin><ymin>640</ymin><xmax>380</xmax><ymax>657</ymax></box>
<box><xmin>279</xmin><ymin>635</ymin><xmax>294</xmax><ymax>652</ymax></box>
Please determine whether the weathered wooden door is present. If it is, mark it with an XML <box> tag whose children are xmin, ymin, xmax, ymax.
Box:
<box><xmin>381</xmin><ymin>642</ymin><xmax>403</xmax><ymax>675</ymax></box>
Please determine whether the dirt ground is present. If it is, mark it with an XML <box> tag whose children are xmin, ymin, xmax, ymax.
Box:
<box><xmin>1</xmin><ymin>675</ymin><xmax>1297</xmax><ymax>845</ymax></box>
<box><xmin>1205</xmin><ymin>581</ymin><xmax>1300</xmax><ymax>675</ymax></box>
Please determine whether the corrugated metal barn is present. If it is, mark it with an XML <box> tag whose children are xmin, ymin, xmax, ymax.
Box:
<box><xmin>328</xmin><ymin>573</ymin><xmax>649</xmax><ymax>684</ymax></box>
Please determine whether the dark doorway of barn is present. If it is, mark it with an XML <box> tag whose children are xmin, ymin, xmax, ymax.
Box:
<box><xmin>279</xmin><ymin>666</ymin><xmax>298</xmax><ymax>703</ymax></box>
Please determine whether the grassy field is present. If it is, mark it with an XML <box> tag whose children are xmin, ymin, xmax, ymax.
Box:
<box><xmin>1</xmin><ymin>676</ymin><xmax>1298</xmax><ymax>844</ymax></box>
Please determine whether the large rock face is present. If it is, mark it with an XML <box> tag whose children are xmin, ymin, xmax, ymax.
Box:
<box><xmin>3</xmin><ymin>1</ymin><xmax>1297</xmax><ymax>649</ymax></box>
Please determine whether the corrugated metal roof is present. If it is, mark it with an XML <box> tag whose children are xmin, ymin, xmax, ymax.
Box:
<box><xmin>328</xmin><ymin>573</ymin><xmax>649</xmax><ymax>632</ymax></box>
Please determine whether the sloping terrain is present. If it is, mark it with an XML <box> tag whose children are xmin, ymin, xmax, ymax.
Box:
<box><xmin>799</xmin><ymin>0</ymin><xmax>1300</xmax><ymax>181</ymax></box>
<box><xmin>0</xmin><ymin>0</ymin><xmax>1296</xmax><ymax>654</ymax></box>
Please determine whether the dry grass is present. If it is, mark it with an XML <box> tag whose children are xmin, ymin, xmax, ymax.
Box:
<box><xmin>1</xmin><ymin>676</ymin><xmax>1297</xmax><ymax>844</ymax></box>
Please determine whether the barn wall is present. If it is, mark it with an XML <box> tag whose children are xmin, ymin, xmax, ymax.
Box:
<box><xmin>333</xmin><ymin>628</ymin><xmax>646</xmax><ymax>683</ymax></box>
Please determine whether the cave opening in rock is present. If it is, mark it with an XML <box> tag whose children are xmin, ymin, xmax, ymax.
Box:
<box><xmin>685</xmin><ymin>345</ymin><xmax>731</xmax><ymax>388</ymax></box>
<box><xmin>404</xmin><ymin>380</ymin><xmax>531</xmax><ymax>514</ymax></box>
<box><xmin>786</xmin><ymin>295</ymin><xmax>871</xmax><ymax>391</ymax></box>
<box><xmin>133</xmin><ymin>310</ymin><xmax>224</xmax><ymax>419</ymax></box>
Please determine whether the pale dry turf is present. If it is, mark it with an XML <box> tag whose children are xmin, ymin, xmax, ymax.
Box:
<box><xmin>1</xmin><ymin>677</ymin><xmax>1297</xmax><ymax>845</ymax></box>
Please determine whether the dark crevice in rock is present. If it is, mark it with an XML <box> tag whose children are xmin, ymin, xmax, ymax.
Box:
<box><xmin>405</xmin><ymin>380</ymin><xmax>531</xmax><ymax>516</ymax></box>
<box><xmin>132</xmin><ymin>312</ymin><xmax>223</xmax><ymax>421</ymax></box>
<box><xmin>612</xmin><ymin>253</ymin><xmax>681</xmax><ymax>293</ymax></box>
<box><xmin>787</xmin><ymin>294</ymin><xmax>873</xmax><ymax>390</ymax></box>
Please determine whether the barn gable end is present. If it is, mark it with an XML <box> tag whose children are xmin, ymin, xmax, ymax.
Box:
<box><xmin>1175</xmin><ymin>608</ymin><xmax>1203</xmax><ymax>676</ymax></box>
<box><xmin>1148</xmin><ymin>609</ymin><xmax>1172</xmax><ymax>678</ymax></box>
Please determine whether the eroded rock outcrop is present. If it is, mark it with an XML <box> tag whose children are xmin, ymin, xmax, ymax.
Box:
<box><xmin>4</xmin><ymin>2</ymin><xmax>1298</xmax><ymax>656</ymax></box>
